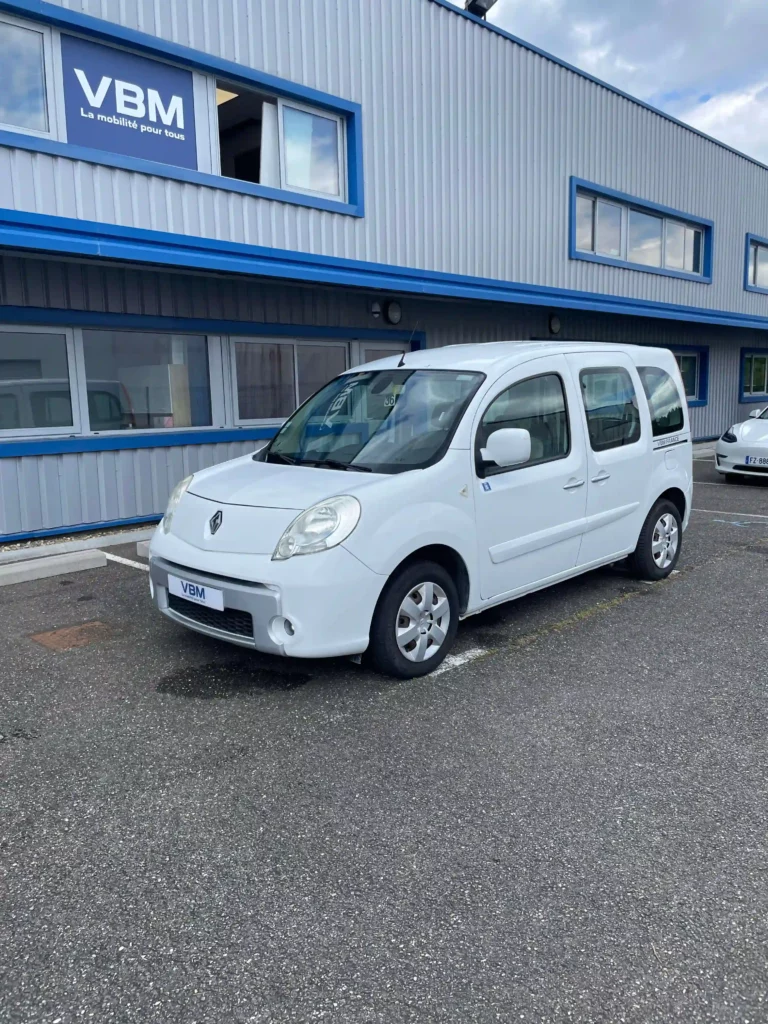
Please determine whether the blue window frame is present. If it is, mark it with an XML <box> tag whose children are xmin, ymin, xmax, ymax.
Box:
<box><xmin>570</xmin><ymin>178</ymin><xmax>713</xmax><ymax>283</ymax></box>
<box><xmin>670</xmin><ymin>345</ymin><xmax>709</xmax><ymax>407</ymax></box>
<box><xmin>0</xmin><ymin>0</ymin><xmax>364</xmax><ymax>217</ymax></box>
<box><xmin>740</xmin><ymin>348</ymin><xmax>768</xmax><ymax>402</ymax></box>
<box><xmin>744</xmin><ymin>234</ymin><xmax>768</xmax><ymax>295</ymax></box>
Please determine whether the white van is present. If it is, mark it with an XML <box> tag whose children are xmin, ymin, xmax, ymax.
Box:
<box><xmin>149</xmin><ymin>342</ymin><xmax>692</xmax><ymax>678</ymax></box>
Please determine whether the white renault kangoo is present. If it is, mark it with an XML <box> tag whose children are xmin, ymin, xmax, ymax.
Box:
<box><xmin>149</xmin><ymin>342</ymin><xmax>693</xmax><ymax>677</ymax></box>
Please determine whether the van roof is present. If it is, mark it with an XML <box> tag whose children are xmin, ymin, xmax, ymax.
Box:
<box><xmin>354</xmin><ymin>340</ymin><xmax>671</xmax><ymax>374</ymax></box>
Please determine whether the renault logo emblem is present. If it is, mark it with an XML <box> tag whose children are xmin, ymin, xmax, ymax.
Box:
<box><xmin>209</xmin><ymin>510</ymin><xmax>223</xmax><ymax>535</ymax></box>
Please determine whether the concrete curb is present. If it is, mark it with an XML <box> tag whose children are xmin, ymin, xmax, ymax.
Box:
<box><xmin>0</xmin><ymin>527</ymin><xmax>155</xmax><ymax>566</ymax></box>
<box><xmin>0</xmin><ymin>550</ymin><xmax>107</xmax><ymax>586</ymax></box>
<box><xmin>136</xmin><ymin>540</ymin><xmax>150</xmax><ymax>559</ymax></box>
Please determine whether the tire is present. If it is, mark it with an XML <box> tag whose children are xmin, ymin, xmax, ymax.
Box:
<box><xmin>366</xmin><ymin>560</ymin><xmax>459</xmax><ymax>678</ymax></box>
<box><xmin>627</xmin><ymin>499</ymin><xmax>682</xmax><ymax>581</ymax></box>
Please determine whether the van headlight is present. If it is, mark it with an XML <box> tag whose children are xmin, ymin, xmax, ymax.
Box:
<box><xmin>273</xmin><ymin>495</ymin><xmax>361</xmax><ymax>560</ymax></box>
<box><xmin>162</xmin><ymin>475</ymin><xmax>193</xmax><ymax>534</ymax></box>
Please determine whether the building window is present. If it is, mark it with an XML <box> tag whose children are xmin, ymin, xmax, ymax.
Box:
<box><xmin>743</xmin><ymin>351</ymin><xmax>768</xmax><ymax>399</ymax></box>
<box><xmin>81</xmin><ymin>331</ymin><xmax>212</xmax><ymax>430</ymax></box>
<box><xmin>0</xmin><ymin>329</ymin><xmax>77</xmax><ymax>435</ymax></box>
<box><xmin>573</xmin><ymin>181</ymin><xmax>709</xmax><ymax>279</ymax></box>
<box><xmin>230</xmin><ymin>339</ymin><xmax>348</xmax><ymax>423</ymax></box>
<box><xmin>579</xmin><ymin>367</ymin><xmax>641</xmax><ymax>451</ymax></box>
<box><xmin>747</xmin><ymin>239</ymin><xmax>768</xmax><ymax>291</ymax></box>
<box><xmin>673</xmin><ymin>352</ymin><xmax>700</xmax><ymax>401</ymax></box>
<box><xmin>0</xmin><ymin>15</ymin><xmax>51</xmax><ymax>135</ymax></box>
<box><xmin>280</xmin><ymin>102</ymin><xmax>343</xmax><ymax>197</ymax></box>
<box><xmin>216</xmin><ymin>82</ymin><xmax>345</xmax><ymax>200</ymax></box>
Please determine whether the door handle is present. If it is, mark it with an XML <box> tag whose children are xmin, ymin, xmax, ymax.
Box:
<box><xmin>563</xmin><ymin>478</ymin><xmax>585</xmax><ymax>490</ymax></box>
<box><xmin>591</xmin><ymin>470</ymin><xmax>611</xmax><ymax>483</ymax></box>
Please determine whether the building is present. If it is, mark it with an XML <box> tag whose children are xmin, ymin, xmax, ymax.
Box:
<box><xmin>1</xmin><ymin>0</ymin><xmax>767</xmax><ymax>541</ymax></box>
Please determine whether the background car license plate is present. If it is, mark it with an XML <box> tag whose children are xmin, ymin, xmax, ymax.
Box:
<box><xmin>168</xmin><ymin>574</ymin><xmax>224</xmax><ymax>610</ymax></box>
<box><xmin>746</xmin><ymin>456</ymin><xmax>768</xmax><ymax>466</ymax></box>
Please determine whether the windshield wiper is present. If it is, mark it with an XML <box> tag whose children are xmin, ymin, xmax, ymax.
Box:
<box><xmin>313</xmin><ymin>458</ymin><xmax>372</xmax><ymax>473</ymax></box>
<box><xmin>266</xmin><ymin>451</ymin><xmax>298</xmax><ymax>466</ymax></box>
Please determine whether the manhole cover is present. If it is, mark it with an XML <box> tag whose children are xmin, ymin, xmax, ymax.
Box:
<box><xmin>30</xmin><ymin>621</ymin><xmax>111</xmax><ymax>651</ymax></box>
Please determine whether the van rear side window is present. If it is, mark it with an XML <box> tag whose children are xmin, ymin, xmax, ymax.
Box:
<box><xmin>579</xmin><ymin>367</ymin><xmax>641</xmax><ymax>451</ymax></box>
<box><xmin>637</xmin><ymin>366</ymin><xmax>684</xmax><ymax>437</ymax></box>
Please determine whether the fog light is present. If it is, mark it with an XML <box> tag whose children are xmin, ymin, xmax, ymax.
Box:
<box><xmin>284</xmin><ymin>618</ymin><xmax>295</xmax><ymax>637</ymax></box>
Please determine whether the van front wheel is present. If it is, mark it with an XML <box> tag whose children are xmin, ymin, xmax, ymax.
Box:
<box><xmin>628</xmin><ymin>499</ymin><xmax>682</xmax><ymax>581</ymax></box>
<box><xmin>366</xmin><ymin>561</ymin><xmax>459</xmax><ymax>678</ymax></box>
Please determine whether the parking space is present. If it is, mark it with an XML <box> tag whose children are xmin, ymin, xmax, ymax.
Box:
<box><xmin>2</xmin><ymin>466</ymin><xmax>768</xmax><ymax>1023</ymax></box>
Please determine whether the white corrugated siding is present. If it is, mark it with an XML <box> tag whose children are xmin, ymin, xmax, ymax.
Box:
<box><xmin>0</xmin><ymin>441</ymin><xmax>257</xmax><ymax>536</ymax></box>
<box><xmin>0</xmin><ymin>0</ymin><xmax>767</xmax><ymax>319</ymax></box>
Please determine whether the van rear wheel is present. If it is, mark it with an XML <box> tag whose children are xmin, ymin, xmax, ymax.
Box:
<box><xmin>628</xmin><ymin>499</ymin><xmax>682</xmax><ymax>581</ymax></box>
<box><xmin>366</xmin><ymin>560</ymin><xmax>459</xmax><ymax>678</ymax></box>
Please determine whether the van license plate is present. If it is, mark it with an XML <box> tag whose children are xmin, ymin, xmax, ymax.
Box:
<box><xmin>745</xmin><ymin>456</ymin><xmax>768</xmax><ymax>466</ymax></box>
<box><xmin>168</xmin><ymin>574</ymin><xmax>224</xmax><ymax>611</ymax></box>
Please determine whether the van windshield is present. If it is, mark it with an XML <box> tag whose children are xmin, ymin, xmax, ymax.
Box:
<box><xmin>265</xmin><ymin>368</ymin><xmax>485</xmax><ymax>474</ymax></box>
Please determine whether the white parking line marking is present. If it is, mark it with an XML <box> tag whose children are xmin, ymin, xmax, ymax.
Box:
<box><xmin>693</xmin><ymin>508</ymin><xmax>768</xmax><ymax>519</ymax></box>
<box><xmin>102</xmin><ymin>552</ymin><xmax>150</xmax><ymax>572</ymax></box>
<box><xmin>433</xmin><ymin>647</ymin><xmax>486</xmax><ymax>676</ymax></box>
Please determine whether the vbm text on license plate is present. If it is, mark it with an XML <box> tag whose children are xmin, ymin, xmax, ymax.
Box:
<box><xmin>168</xmin><ymin>574</ymin><xmax>224</xmax><ymax>610</ymax></box>
<box><xmin>746</xmin><ymin>455</ymin><xmax>768</xmax><ymax>466</ymax></box>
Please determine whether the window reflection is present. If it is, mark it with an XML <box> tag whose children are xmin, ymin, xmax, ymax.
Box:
<box><xmin>0</xmin><ymin>332</ymin><xmax>71</xmax><ymax>430</ymax></box>
<box><xmin>283</xmin><ymin>105</ymin><xmax>340</xmax><ymax>196</ymax></box>
<box><xmin>0</xmin><ymin>21</ymin><xmax>47</xmax><ymax>132</ymax></box>
<box><xmin>628</xmin><ymin>210</ymin><xmax>662</xmax><ymax>267</ymax></box>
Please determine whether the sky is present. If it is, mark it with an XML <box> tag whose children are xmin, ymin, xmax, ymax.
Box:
<box><xmin>485</xmin><ymin>0</ymin><xmax>768</xmax><ymax>164</ymax></box>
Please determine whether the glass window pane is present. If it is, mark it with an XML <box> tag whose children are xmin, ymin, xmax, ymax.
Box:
<box><xmin>744</xmin><ymin>355</ymin><xmax>753</xmax><ymax>394</ymax></box>
<box><xmin>687</xmin><ymin>228</ymin><xmax>703</xmax><ymax>274</ymax></box>
<box><xmin>480</xmin><ymin>374</ymin><xmax>569</xmax><ymax>470</ymax></box>
<box><xmin>638</xmin><ymin>366</ymin><xmax>685</xmax><ymax>436</ymax></box>
<box><xmin>283</xmin><ymin>105</ymin><xmax>340</xmax><ymax>196</ymax></box>
<box><xmin>628</xmin><ymin>210</ymin><xmax>662</xmax><ymax>267</ymax></box>
<box><xmin>0</xmin><ymin>331</ymin><xmax>71</xmax><ymax>430</ymax></box>
<box><xmin>0</xmin><ymin>21</ymin><xmax>47</xmax><ymax>132</ymax></box>
<box><xmin>297</xmin><ymin>345</ymin><xmax>347</xmax><ymax>404</ymax></box>
<box><xmin>752</xmin><ymin>355</ymin><xmax>768</xmax><ymax>395</ymax></box>
<box><xmin>595</xmin><ymin>201</ymin><xmax>621</xmax><ymax>257</ymax></box>
<box><xmin>756</xmin><ymin>247</ymin><xmax>768</xmax><ymax>289</ymax></box>
<box><xmin>665</xmin><ymin>221</ymin><xmax>685</xmax><ymax>270</ymax></box>
<box><xmin>82</xmin><ymin>331</ymin><xmax>211</xmax><ymax>430</ymax></box>
<box><xmin>575</xmin><ymin>195</ymin><xmax>594</xmax><ymax>251</ymax></box>
<box><xmin>235</xmin><ymin>342</ymin><xmax>295</xmax><ymax>420</ymax></box>
<box><xmin>674</xmin><ymin>354</ymin><xmax>698</xmax><ymax>399</ymax></box>
<box><xmin>580</xmin><ymin>367</ymin><xmax>641</xmax><ymax>451</ymax></box>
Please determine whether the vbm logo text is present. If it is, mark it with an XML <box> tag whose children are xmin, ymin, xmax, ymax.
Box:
<box><xmin>74</xmin><ymin>68</ymin><xmax>185</xmax><ymax>129</ymax></box>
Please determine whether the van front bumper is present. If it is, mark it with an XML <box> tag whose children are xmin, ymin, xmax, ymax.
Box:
<box><xmin>148</xmin><ymin>535</ymin><xmax>386</xmax><ymax>659</ymax></box>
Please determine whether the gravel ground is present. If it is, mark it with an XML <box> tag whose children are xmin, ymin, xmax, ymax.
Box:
<box><xmin>1</xmin><ymin>461</ymin><xmax>767</xmax><ymax>1024</ymax></box>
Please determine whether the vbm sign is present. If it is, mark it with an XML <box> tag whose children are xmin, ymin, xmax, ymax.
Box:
<box><xmin>61</xmin><ymin>35</ymin><xmax>198</xmax><ymax>169</ymax></box>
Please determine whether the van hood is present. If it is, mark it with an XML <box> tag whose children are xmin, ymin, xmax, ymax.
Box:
<box><xmin>188</xmin><ymin>453</ymin><xmax>384</xmax><ymax>510</ymax></box>
<box><xmin>737</xmin><ymin>419</ymin><xmax>768</xmax><ymax>445</ymax></box>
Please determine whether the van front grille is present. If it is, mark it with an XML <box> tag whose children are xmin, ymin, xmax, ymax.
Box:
<box><xmin>168</xmin><ymin>594</ymin><xmax>254</xmax><ymax>638</ymax></box>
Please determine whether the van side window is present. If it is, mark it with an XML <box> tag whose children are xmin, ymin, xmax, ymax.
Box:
<box><xmin>478</xmin><ymin>373</ymin><xmax>570</xmax><ymax>475</ymax></box>
<box><xmin>637</xmin><ymin>366</ymin><xmax>685</xmax><ymax>437</ymax></box>
<box><xmin>579</xmin><ymin>367</ymin><xmax>641</xmax><ymax>451</ymax></box>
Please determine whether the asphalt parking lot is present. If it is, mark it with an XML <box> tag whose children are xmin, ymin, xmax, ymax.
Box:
<box><xmin>2</xmin><ymin>459</ymin><xmax>768</xmax><ymax>1024</ymax></box>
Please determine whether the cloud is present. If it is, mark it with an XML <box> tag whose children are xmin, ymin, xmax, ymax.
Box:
<box><xmin>487</xmin><ymin>0</ymin><xmax>768</xmax><ymax>162</ymax></box>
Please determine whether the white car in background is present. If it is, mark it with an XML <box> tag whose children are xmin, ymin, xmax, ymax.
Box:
<box><xmin>715</xmin><ymin>407</ymin><xmax>768</xmax><ymax>481</ymax></box>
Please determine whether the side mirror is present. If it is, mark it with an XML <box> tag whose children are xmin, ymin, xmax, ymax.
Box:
<box><xmin>481</xmin><ymin>427</ymin><xmax>531</xmax><ymax>468</ymax></box>
<box><xmin>749</xmin><ymin>408</ymin><xmax>763</xmax><ymax>419</ymax></box>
